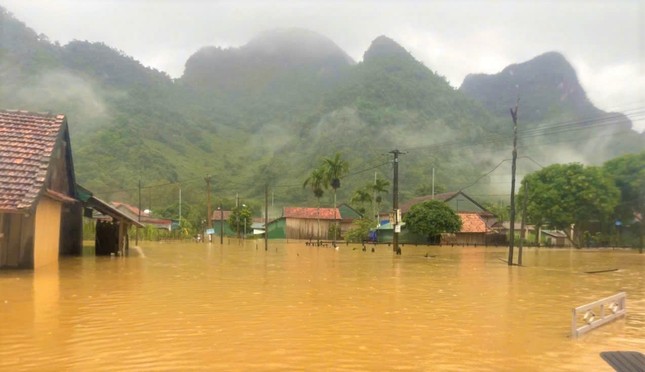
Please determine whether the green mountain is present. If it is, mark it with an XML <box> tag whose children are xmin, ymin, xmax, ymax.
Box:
<box><xmin>459</xmin><ymin>51</ymin><xmax>643</xmax><ymax>163</ymax></box>
<box><xmin>1</xmin><ymin>6</ymin><xmax>642</xmax><ymax>229</ymax></box>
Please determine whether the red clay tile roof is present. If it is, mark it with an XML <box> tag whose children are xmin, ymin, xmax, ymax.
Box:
<box><xmin>458</xmin><ymin>212</ymin><xmax>488</xmax><ymax>233</ymax></box>
<box><xmin>283</xmin><ymin>207</ymin><xmax>340</xmax><ymax>220</ymax></box>
<box><xmin>0</xmin><ymin>110</ymin><xmax>66</xmax><ymax>212</ymax></box>
<box><xmin>111</xmin><ymin>201</ymin><xmax>143</xmax><ymax>216</ymax></box>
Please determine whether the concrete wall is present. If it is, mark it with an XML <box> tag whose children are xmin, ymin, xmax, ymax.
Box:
<box><xmin>33</xmin><ymin>197</ymin><xmax>61</xmax><ymax>268</ymax></box>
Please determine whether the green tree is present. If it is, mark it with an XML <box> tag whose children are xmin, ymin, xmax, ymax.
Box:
<box><xmin>345</xmin><ymin>218</ymin><xmax>374</xmax><ymax>243</ymax></box>
<box><xmin>303</xmin><ymin>166</ymin><xmax>326</xmax><ymax>240</ymax></box>
<box><xmin>322</xmin><ymin>152</ymin><xmax>349</xmax><ymax>242</ymax></box>
<box><xmin>350</xmin><ymin>186</ymin><xmax>372</xmax><ymax>215</ymax></box>
<box><xmin>520</xmin><ymin>163</ymin><xmax>620</xmax><ymax>247</ymax></box>
<box><xmin>228</xmin><ymin>204</ymin><xmax>252</xmax><ymax>238</ymax></box>
<box><xmin>403</xmin><ymin>200</ymin><xmax>462</xmax><ymax>241</ymax></box>
<box><xmin>371</xmin><ymin>176</ymin><xmax>389</xmax><ymax>222</ymax></box>
<box><xmin>483</xmin><ymin>200</ymin><xmax>510</xmax><ymax>223</ymax></box>
<box><xmin>603</xmin><ymin>152</ymin><xmax>645</xmax><ymax>250</ymax></box>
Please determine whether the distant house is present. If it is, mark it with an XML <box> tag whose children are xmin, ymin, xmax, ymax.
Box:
<box><xmin>542</xmin><ymin>230</ymin><xmax>572</xmax><ymax>247</ymax></box>
<box><xmin>250</xmin><ymin>218</ymin><xmax>266</xmax><ymax>236</ymax></box>
<box><xmin>210</xmin><ymin>209</ymin><xmax>235</xmax><ymax>237</ymax></box>
<box><xmin>0</xmin><ymin>110</ymin><xmax>82</xmax><ymax>269</ymax></box>
<box><xmin>111</xmin><ymin>202</ymin><xmax>174</xmax><ymax>231</ymax></box>
<box><xmin>338</xmin><ymin>203</ymin><xmax>363</xmax><ymax>235</ymax></box>
<box><xmin>375</xmin><ymin>213</ymin><xmax>493</xmax><ymax>245</ymax></box>
<box><xmin>379</xmin><ymin>191</ymin><xmax>506</xmax><ymax>246</ymax></box>
<box><xmin>266</xmin><ymin>207</ymin><xmax>340</xmax><ymax>240</ymax></box>
<box><xmin>443</xmin><ymin>212</ymin><xmax>490</xmax><ymax>245</ymax></box>
<box><xmin>491</xmin><ymin>221</ymin><xmax>535</xmax><ymax>235</ymax></box>
<box><xmin>400</xmin><ymin>191</ymin><xmax>496</xmax><ymax>227</ymax></box>
<box><xmin>76</xmin><ymin>185</ymin><xmax>144</xmax><ymax>255</ymax></box>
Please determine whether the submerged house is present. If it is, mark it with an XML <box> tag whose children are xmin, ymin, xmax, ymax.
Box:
<box><xmin>77</xmin><ymin>185</ymin><xmax>144</xmax><ymax>255</ymax></box>
<box><xmin>210</xmin><ymin>209</ymin><xmax>235</xmax><ymax>237</ymax></box>
<box><xmin>111</xmin><ymin>202</ymin><xmax>174</xmax><ymax>231</ymax></box>
<box><xmin>266</xmin><ymin>207</ymin><xmax>341</xmax><ymax>240</ymax></box>
<box><xmin>378</xmin><ymin>191</ymin><xmax>506</xmax><ymax>245</ymax></box>
<box><xmin>0</xmin><ymin>110</ymin><xmax>82</xmax><ymax>269</ymax></box>
<box><xmin>442</xmin><ymin>212</ymin><xmax>490</xmax><ymax>245</ymax></box>
<box><xmin>400</xmin><ymin>191</ymin><xmax>497</xmax><ymax>228</ymax></box>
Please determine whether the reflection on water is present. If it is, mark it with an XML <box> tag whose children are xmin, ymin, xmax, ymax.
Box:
<box><xmin>1</xmin><ymin>242</ymin><xmax>643</xmax><ymax>371</ymax></box>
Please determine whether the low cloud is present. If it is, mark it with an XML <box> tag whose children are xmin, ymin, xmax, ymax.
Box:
<box><xmin>14</xmin><ymin>69</ymin><xmax>110</xmax><ymax>131</ymax></box>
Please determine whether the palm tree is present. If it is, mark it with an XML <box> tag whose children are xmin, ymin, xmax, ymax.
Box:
<box><xmin>303</xmin><ymin>166</ymin><xmax>326</xmax><ymax>241</ymax></box>
<box><xmin>351</xmin><ymin>187</ymin><xmax>373</xmax><ymax>215</ymax></box>
<box><xmin>322</xmin><ymin>152</ymin><xmax>349</xmax><ymax>243</ymax></box>
<box><xmin>371</xmin><ymin>177</ymin><xmax>390</xmax><ymax>224</ymax></box>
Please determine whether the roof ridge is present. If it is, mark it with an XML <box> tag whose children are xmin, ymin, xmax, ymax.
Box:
<box><xmin>0</xmin><ymin>109</ymin><xmax>63</xmax><ymax>117</ymax></box>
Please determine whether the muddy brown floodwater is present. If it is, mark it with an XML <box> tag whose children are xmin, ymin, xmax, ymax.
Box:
<box><xmin>1</xmin><ymin>241</ymin><xmax>643</xmax><ymax>371</ymax></box>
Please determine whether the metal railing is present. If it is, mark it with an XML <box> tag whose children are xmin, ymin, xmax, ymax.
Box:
<box><xmin>572</xmin><ymin>292</ymin><xmax>626</xmax><ymax>338</ymax></box>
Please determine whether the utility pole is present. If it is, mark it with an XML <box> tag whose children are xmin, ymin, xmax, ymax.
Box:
<box><xmin>518</xmin><ymin>181</ymin><xmax>528</xmax><ymax>266</ymax></box>
<box><xmin>219</xmin><ymin>204</ymin><xmax>224</xmax><ymax>244</ymax></box>
<box><xmin>178</xmin><ymin>186</ymin><xmax>182</xmax><ymax>226</ymax></box>
<box><xmin>236</xmin><ymin>193</ymin><xmax>240</xmax><ymax>240</ymax></box>
<box><xmin>136</xmin><ymin>179</ymin><xmax>141</xmax><ymax>246</ymax></box>
<box><xmin>205</xmin><ymin>176</ymin><xmax>212</xmax><ymax>243</ymax></box>
<box><xmin>265</xmin><ymin>184</ymin><xmax>269</xmax><ymax>251</ymax></box>
<box><xmin>432</xmin><ymin>167</ymin><xmax>435</xmax><ymax>199</ymax></box>
<box><xmin>391</xmin><ymin>149</ymin><xmax>403</xmax><ymax>255</ymax></box>
<box><xmin>373</xmin><ymin>172</ymin><xmax>378</xmax><ymax>225</ymax></box>
<box><xmin>508</xmin><ymin>98</ymin><xmax>519</xmax><ymax>265</ymax></box>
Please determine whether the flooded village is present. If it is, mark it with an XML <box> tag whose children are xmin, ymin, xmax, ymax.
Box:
<box><xmin>1</xmin><ymin>2</ymin><xmax>645</xmax><ymax>371</ymax></box>
<box><xmin>1</xmin><ymin>108</ymin><xmax>644</xmax><ymax>370</ymax></box>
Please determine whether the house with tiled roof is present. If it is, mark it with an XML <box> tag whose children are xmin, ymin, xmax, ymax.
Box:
<box><xmin>111</xmin><ymin>201</ymin><xmax>174</xmax><ymax>231</ymax></box>
<box><xmin>266</xmin><ymin>206</ymin><xmax>341</xmax><ymax>240</ymax></box>
<box><xmin>443</xmin><ymin>212</ymin><xmax>490</xmax><ymax>245</ymax></box>
<box><xmin>377</xmin><ymin>191</ymin><xmax>507</xmax><ymax>246</ymax></box>
<box><xmin>400</xmin><ymin>191</ymin><xmax>494</xmax><ymax>222</ymax></box>
<box><xmin>0</xmin><ymin>110</ymin><xmax>82</xmax><ymax>269</ymax></box>
<box><xmin>210</xmin><ymin>209</ymin><xmax>235</xmax><ymax>237</ymax></box>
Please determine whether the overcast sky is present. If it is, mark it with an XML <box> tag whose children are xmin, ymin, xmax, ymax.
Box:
<box><xmin>3</xmin><ymin>0</ymin><xmax>644</xmax><ymax>131</ymax></box>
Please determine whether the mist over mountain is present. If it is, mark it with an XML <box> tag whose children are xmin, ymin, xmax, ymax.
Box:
<box><xmin>460</xmin><ymin>51</ymin><xmax>642</xmax><ymax>163</ymax></box>
<box><xmin>182</xmin><ymin>28</ymin><xmax>353</xmax><ymax>95</ymax></box>
<box><xmin>1</xmin><ymin>5</ymin><xmax>642</xmax><ymax>227</ymax></box>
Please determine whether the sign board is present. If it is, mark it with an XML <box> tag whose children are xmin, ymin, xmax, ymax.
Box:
<box><xmin>394</xmin><ymin>225</ymin><xmax>401</xmax><ymax>233</ymax></box>
<box><xmin>206</xmin><ymin>228</ymin><xmax>215</xmax><ymax>235</ymax></box>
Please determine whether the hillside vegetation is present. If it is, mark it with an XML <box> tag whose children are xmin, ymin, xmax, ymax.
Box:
<box><xmin>1</xmin><ymin>6</ymin><xmax>642</xmax><ymax>229</ymax></box>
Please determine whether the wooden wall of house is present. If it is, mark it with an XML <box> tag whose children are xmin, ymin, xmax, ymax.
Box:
<box><xmin>285</xmin><ymin>218</ymin><xmax>333</xmax><ymax>240</ymax></box>
<box><xmin>46</xmin><ymin>129</ymin><xmax>74</xmax><ymax>195</ymax></box>
<box><xmin>34</xmin><ymin>197</ymin><xmax>62</xmax><ymax>268</ymax></box>
<box><xmin>0</xmin><ymin>213</ymin><xmax>35</xmax><ymax>268</ymax></box>
<box><xmin>95</xmin><ymin>221</ymin><xmax>119</xmax><ymax>255</ymax></box>
<box><xmin>59</xmin><ymin>202</ymin><xmax>83</xmax><ymax>256</ymax></box>
<box><xmin>453</xmin><ymin>233</ymin><xmax>487</xmax><ymax>246</ymax></box>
